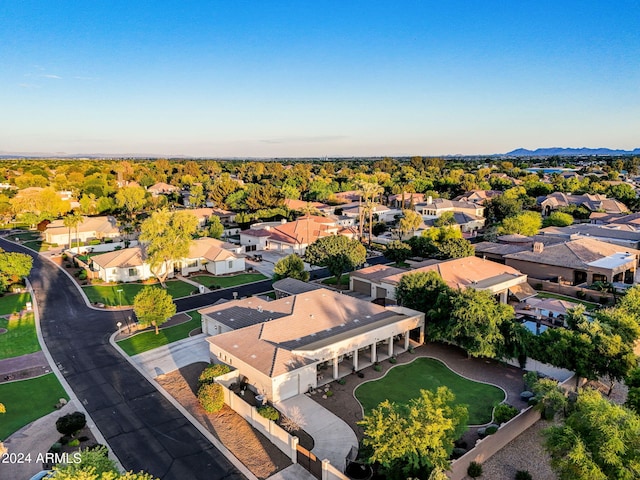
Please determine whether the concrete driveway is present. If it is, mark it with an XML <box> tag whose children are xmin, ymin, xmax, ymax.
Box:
<box><xmin>130</xmin><ymin>334</ymin><xmax>210</xmax><ymax>378</ymax></box>
<box><xmin>276</xmin><ymin>394</ymin><xmax>358</xmax><ymax>472</ymax></box>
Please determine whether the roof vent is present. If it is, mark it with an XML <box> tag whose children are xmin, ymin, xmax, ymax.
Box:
<box><xmin>233</xmin><ymin>344</ymin><xmax>238</xmax><ymax>348</ymax></box>
<box><xmin>230</xmin><ymin>318</ymin><xmax>235</xmax><ymax>322</ymax></box>
<box><xmin>365</xmin><ymin>315</ymin><xmax>371</xmax><ymax>319</ymax></box>
<box><xmin>257</xmin><ymin>306</ymin><xmax>263</xmax><ymax>313</ymax></box>
<box><xmin>250</xmin><ymin>354</ymin><xmax>256</xmax><ymax>358</ymax></box>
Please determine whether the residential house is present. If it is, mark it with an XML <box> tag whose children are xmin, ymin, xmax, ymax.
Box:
<box><xmin>421</xmin><ymin>211</ymin><xmax>486</xmax><ymax>234</ymax></box>
<box><xmin>202</xmin><ymin>288</ymin><xmax>425</xmax><ymax>402</ymax></box>
<box><xmin>176</xmin><ymin>237</ymin><xmax>245</xmax><ymax>276</ymax></box>
<box><xmin>44</xmin><ymin>216</ymin><xmax>121</xmax><ymax>246</ymax></box>
<box><xmin>453</xmin><ymin>190</ymin><xmax>502</xmax><ymax>205</ymax></box>
<box><xmin>341</xmin><ymin>203</ymin><xmax>398</xmax><ymax>223</ymax></box>
<box><xmin>500</xmin><ymin>238</ymin><xmax>640</xmax><ymax>285</ymax></box>
<box><xmin>147</xmin><ymin>182</ymin><xmax>179</xmax><ymax>196</ymax></box>
<box><xmin>415</xmin><ymin>197</ymin><xmax>485</xmax><ymax>219</ymax></box>
<box><xmin>537</xmin><ymin>192</ymin><xmax>629</xmax><ymax>216</ymax></box>
<box><xmin>540</xmin><ymin>224</ymin><xmax>640</xmax><ymax>250</ymax></box>
<box><xmin>350</xmin><ymin>256</ymin><xmax>534</xmax><ymax>303</ymax></box>
<box><xmin>387</xmin><ymin>193</ymin><xmax>426</xmax><ymax>209</ymax></box>
<box><xmin>90</xmin><ymin>247</ymin><xmax>159</xmax><ymax>282</ymax></box>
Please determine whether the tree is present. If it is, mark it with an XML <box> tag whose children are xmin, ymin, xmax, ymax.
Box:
<box><xmin>446</xmin><ymin>289</ymin><xmax>514</xmax><ymax>358</ymax></box>
<box><xmin>139</xmin><ymin>210</ymin><xmax>198</xmax><ymax>285</ymax></box>
<box><xmin>395</xmin><ymin>271</ymin><xmax>451</xmax><ymax>337</ymax></box>
<box><xmin>273</xmin><ymin>254</ymin><xmax>310</xmax><ymax>282</ymax></box>
<box><xmin>359</xmin><ymin>387</ymin><xmax>468</xmax><ymax>479</ymax></box>
<box><xmin>544</xmin><ymin>388</ymin><xmax>640</xmax><ymax>480</ymax></box>
<box><xmin>0</xmin><ymin>249</ymin><xmax>33</xmax><ymax>292</ymax></box>
<box><xmin>115</xmin><ymin>185</ymin><xmax>147</xmax><ymax>220</ymax></box>
<box><xmin>305</xmin><ymin>235</ymin><xmax>366</xmax><ymax>284</ymax></box>
<box><xmin>133</xmin><ymin>287</ymin><xmax>176</xmax><ymax>335</ymax></box>
<box><xmin>497</xmin><ymin>211</ymin><xmax>542</xmax><ymax>236</ymax></box>
<box><xmin>52</xmin><ymin>446</ymin><xmax>158</xmax><ymax>479</ymax></box>
<box><xmin>384</xmin><ymin>240</ymin><xmax>412</xmax><ymax>265</ymax></box>
<box><xmin>397</xmin><ymin>209</ymin><xmax>422</xmax><ymax>239</ymax></box>
<box><xmin>435</xmin><ymin>237</ymin><xmax>475</xmax><ymax>259</ymax></box>
<box><xmin>56</xmin><ymin>411</ymin><xmax>86</xmax><ymax>436</ymax></box>
<box><xmin>543</xmin><ymin>211</ymin><xmax>574</xmax><ymax>227</ymax></box>
<box><xmin>433</xmin><ymin>211</ymin><xmax>456</xmax><ymax>227</ymax></box>
<box><xmin>63</xmin><ymin>212</ymin><xmax>83</xmax><ymax>249</ymax></box>
<box><xmin>207</xmin><ymin>216</ymin><xmax>224</xmax><ymax>239</ymax></box>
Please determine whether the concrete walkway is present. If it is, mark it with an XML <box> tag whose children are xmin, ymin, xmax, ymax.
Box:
<box><xmin>1</xmin><ymin>400</ymin><xmax>78</xmax><ymax>480</ymax></box>
<box><xmin>276</xmin><ymin>394</ymin><xmax>358</xmax><ymax>473</ymax></box>
<box><xmin>0</xmin><ymin>351</ymin><xmax>49</xmax><ymax>377</ymax></box>
<box><xmin>130</xmin><ymin>334</ymin><xmax>210</xmax><ymax>378</ymax></box>
<box><xmin>266</xmin><ymin>463</ymin><xmax>316</xmax><ymax>480</ymax></box>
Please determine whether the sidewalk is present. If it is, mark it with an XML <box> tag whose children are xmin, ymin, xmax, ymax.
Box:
<box><xmin>0</xmin><ymin>351</ymin><xmax>49</xmax><ymax>380</ymax></box>
<box><xmin>175</xmin><ymin>275</ymin><xmax>212</xmax><ymax>293</ymax></box>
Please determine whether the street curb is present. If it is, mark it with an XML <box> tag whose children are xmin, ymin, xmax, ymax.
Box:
<box><xmin>28</xmin><ymin>279</ymin><xmax>125</xmax><ymax>471</ymax></box>
<box><xmin>109</xmin><ymin>329</ymin><xmax>258</xmax><ymax>480</ymax></box>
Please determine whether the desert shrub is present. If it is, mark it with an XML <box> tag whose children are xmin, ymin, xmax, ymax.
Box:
<box><xmin>494</xmin><ymin>403</ymin><xmax>519</xmax><ymax>424</ymax></box>
<box><xmin>89</xmin><ymin>239</ymin><xmax>101</xmax><ymax>245</ymax></box>
<box><xmin>515</xmin><ymin>471</ymin><xmax>533</xmax><ymax>480</ymax></box>
<box><xmin>257</xmin><ymin>406</ymin><xmax>280</xmax><ymax>421</ymax></box>
<box><xmin>49</xmin><ymin>443</ymin><xmax>62</xmax><ymax>453</ymax></box>
<box><xmin>373</xmin><ymin>364</ymin><xmax>382</xmax><ymax>372</ymax></box>
<box><xmin>198</xmin><ymin>364</ymin><xmax>231</xmax><ymax>385</ymax></box>
<box><xmin>56</xmin><ymin>411</ymin><xmax>86</xmax><ymax>436</ymax></box>
<box><xmin>467</xmin><ymin>461</ymin><xmax>483</xmax><ymax>478</ymax></box>
<box><xmin>451</xmin><ymin>447</ymin><xmax>467</xmax><ymax>459</ymax></box>
<box><xmin>326</xmin><ymin>390</ymin><xmax>334</xmax><ymax>397</ymax></box>
<box><xmin>78</xmin><ymin>270</ymin><xmax>87</xmax><ymax>280</ymax></box>
<box><xmin>68</xmin><ymin>439</ymin><xmax>80</xmax><ymax>447</ymax></box>
<box><xmin>281</xmin><ymin>406</ymin><xmax>306</xmax><ymax>432</ymax></box>
<box><xmin>197</xmin><ymin>383</ymin><xmax>224</xmax><ymax>413</ymax></box>
<box><xmin>485</xmin><ymin>425</ymin><xmax>498</xmax><ymax>435</ymax></box>
<box><xmin>338</xmin><ymin>378</ymin><xmax>346</xmax><ymax>385</ymax></box>
<box><xmin>389</xmin><ymin>356</ymin><xmax>397</xmax><ymax>364</ymax></box>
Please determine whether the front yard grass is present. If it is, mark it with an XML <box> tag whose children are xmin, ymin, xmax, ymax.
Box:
<box><xmin>82</xmin><ymin>280</ymin><xmax>196</xmax><ymax>306</ymax></box>
<box><xmin>535</xmin><ymin>292</ymin><xmax>600</xmax><ymax>311</ymax></box>
<box><xmin>354</xmin><ymin>357</ymin><xmax>505</xmax><ymax>425</ymax></box>
<box><xmin>0</xmin><ymin>292</ymin><xmax>31</xmax><ymax>315</ymax></box>
<box><xmin>117</xmin><ymin>311</ymin><xmax>202</xmax><ymax>356</ymax></box>
<box><xmin>0</xmin><ymin>312</ymin><xmax>40</xmax><ymax>359</ymax></box>
<box><xmin>11</xmin><ymin>231</ymin><xmax>41</xmax><ymax>242</ymax></box>
<box><xmin>191</xmin><ymin>273</ymin><xmax>267</xmax><ymax>289</ymax></box>
<box><xmin>0</xmin><ymin>373</ymin><xmax>68</xmax><ymax>439</ymax></box>
<box><xmin>321</xmin><ymin>274</ymin><xmax>350</xmax><ymax>286</ymax></box>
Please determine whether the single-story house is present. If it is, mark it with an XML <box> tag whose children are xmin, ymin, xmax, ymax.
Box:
<box><xmin>341</xmin><ymin>203</ymin><xmax>399</xmax><ymax>223</ymax></box>
<box><xmin>44</xmin><ymin>216</ymin><xmax>121</xmax><ymax>246</ymax></box>
<box><xmin>537</xmin><ymin>192</ymin><xmax>629</xmax><ymax>216</ymax></box>
<box><xmin>453</xmin><ymin>190</ymin><xmax>502</xmax><ymax>205</ymax></box>
<box><xmin>90</xmin><ymin>247</ymin><xmax>160</xmax><ymax>282</ymax></box>
<box><xmin>147</xmin><ymin>182</ymin><xmax>179</xmax><ymax>196</ymax></box>
<box><xmin>202</xmin><ymin>288</ymin><xmax>425</xmax><ymax>402</ymax></box>
<box><xmin>540</xmin><ymin>224</ymin><xmax>640</xmax><ymax>250</ymax></box>
<box><xmin>350</xmin><ymin>256</ymin><xmax>534</xmax><ymax>303</ymax></box>
<box><xmin>176</xmin><ymin>237</ymin><xmax>245</xmax><ymax>276</ymax></box>
<box><xmin>415</xmin><ymin>197</ymin><xmax>485</xmax><ymax>218</ymax></box>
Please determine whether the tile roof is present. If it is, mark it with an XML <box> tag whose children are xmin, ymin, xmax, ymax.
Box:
<box><xmin>272</xmin><ymin>278</ymin><xmax>324</xmax><ymax>295</ymax></box>
<box><xmin>45</xmin><ymin>215</ymin><xmax>120</xmax><ymax>235</ymax></box>
<box><xmin>350</xmin><ymin>264</ymin><xmax>406</xmax><ymax>283</ymax></box>
<box><xmin>91</xmin><ymin>247</ymin><xmax>145</xmax><ymax>269</ymax></box>
<box><xmin>187</xmin><ymin>237</ymin><xmax>240</xmax><ymax>262</ymax></box>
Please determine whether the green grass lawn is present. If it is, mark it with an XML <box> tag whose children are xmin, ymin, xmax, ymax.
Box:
<box><xmin>0</xmin><ymin>312</ymin><xmax>40</xmax><ymax>359</ymax></box>
<box><xmin>12</xmin><ymin>231</ymin><xmax>41</xmax><ymax>242</ymax></box>
<box><xmin>321</xmin><ymin>274</ymin><xmax>350</xmax><ymax>286</ymax></box>
<box><xmin>355</xmin><ymin>358</ymin><xmax>505</xmax><ymax>425</ymax></box>
<box><xmin>535</xmin><ymin>292</ymin><xmax>600</xmax><ymax>311</ymax></box>
<box><xmin>0</xmin><ymin>292</ymin><xmax>31</xmax><ymax>315</ymax></box>
<box><xmin>0</xmin><ymin>374</ymin><xmax>68</xmax><ymax>440</ymax></box>
<box><xmin>82</xmin><ymin>280</ymin><xmax>196</xmax><ymax>306</ymax></box>
<box><xmin>191</xmin><ymin>273</ymin><xmax>267</xmax><ymax>289</ymax></box>
<box><xmin>23</xmin><ymin>240</ymin><xmax>51</xmax><ymax>252</ymax></box>
<box><xmin>117</xmin><ymin>311</ymin><xmax>201</xmax><ymax>356</ymax></box>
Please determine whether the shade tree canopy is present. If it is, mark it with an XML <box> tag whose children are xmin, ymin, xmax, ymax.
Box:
<box><xmin>305</xmin><ymin>235</ymin><xmax>366</xmax><ymax>284</ymax></box>
<box><xmin>133</xmin><ymin>286</ymin><xmax>176</xmax><ymax>335</ymax></box>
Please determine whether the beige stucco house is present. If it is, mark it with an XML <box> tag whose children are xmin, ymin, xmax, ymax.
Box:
<box><xmin>202</xmin><ymin>286</ymin><xmax>424</xmax><ymax>402</ymax></box>
<box><xmin>44</xmin><ymin>216</ymin><xmax>121</xmax><ymax>246</ymax></box>
<box><xmin>176</xmin><ymin>237</ymin><xmax>245</xmax><ymax>276</ymax></box>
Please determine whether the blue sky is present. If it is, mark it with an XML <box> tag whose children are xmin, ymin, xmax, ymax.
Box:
<box><xmin>1</xmin><ymin>1</ymin><xmax>639</xmax><ymax>157</ymax></box>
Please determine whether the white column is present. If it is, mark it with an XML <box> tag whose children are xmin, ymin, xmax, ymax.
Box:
<box><xmin>500</xmin><ymin>290</ymin><xmax>508</xmax><ymax>304</ymax></box>
<box><xmin>371</xmin><ymin>342</ymin><xmax>377</xmax><ymax>363</ymax></box>
<box><xmin>353</xmin><ymin>349</ymin><xmax>359</xmax><ymax>371</ymax></box>
<box><xmin>404</xmin><ymin>331</ymin><xmax>410</xmax><ymax>350</ymax></box>
<box><xmin>388</xmin><ymin>336</ymin><xmax>394</xmax><ymax>357</ymax></box>
<box><xmin>419</xmin><ymin>325</ymin><xmax>424</xmax><ymax>344</ymax></box>
<box><xmin>333</xmin><ymin>356</ymin><xmax>339</xmax><ymax>379</ymax></box>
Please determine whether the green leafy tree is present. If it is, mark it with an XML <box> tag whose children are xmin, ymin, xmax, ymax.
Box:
<box><xmin>359</xmin><ymin>387</ymin><xmax>468</xmax><ymax>479</ymax></box>
<box><xmin>435</xmin><ymin>237</ymin><xmax>475</xmax><ymax>259</ymax></box>
<box><xmin>273</xmin><ymin>254</ymin><xmax>310</xmax><ymax>282</ymax></box>
<box><xmin>305</xmin><ymin>235</ymin><xmax>366</xmax><ymax>284</ymax></box>
<box><xmin>543</xmin><ymin>211</ymin><xmax>574</xmax><ymax>227</ymax></box>
<box><xmin>384</xmin><ymin>240</ymin><xmax>412</xmax><ymax>264</ymax></box>
<box><xmin>397</xmin><ymin>209</ymin><xmax>423</xmax><ymax>239</ymax></box>
<box><xmin>0</xmin><ymin>249</ymin><xmax>33</xmax><ymax>292</ymax></box>
<box><xmin>52</xmin><ymin>446</ymin><xmax>158</xmax><ymax>480</ymax></box>
<box><xmin>446</xmin><ymin>289</ymin><xmax>514</xmax><ymax>358</ymax></box>
<box><xmin>207</xmin><ymin>216</ymin><xmax>224</xmax><ymax>239</ymax></box>
<box><xmin>606</xmin><ymin>183</ymin><xmax>636</xmax><ymax>204</ymax></box>
<box><xmin>63</xmin><ymin>212</ymin><xmax>83</xmax><ymax>249</ymax></box>
<box><xmin>133</xmin><ymin>286</ymin><xmax>176</xmax><ymax>335</ymax></box>
<box><xmin>544</xmin><ymin>388</ymin><xmax>640</xmax><ymax>480</ymax></box>
<box><xmin>115</xmin><ymin>185</ymin><xmax>147</xmax><ymax>220</ymax></box>
<box><xmin>433</xmin><ymin>211</ymin><xmax>456</xmax><ymax>227</ymax></box>
<box><xmin>139</xmin><ymin>210</ymin><xmax>198</xmax><ymax>285</ymax></box>
<box><xmin>498</xmin><ymin>211</ymin><xmax>542</xmax><ymax>236</ymax></box>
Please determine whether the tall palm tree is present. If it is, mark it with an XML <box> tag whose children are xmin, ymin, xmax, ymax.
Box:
<box><xmin>63</xmin><ymin>213</ymin><xmax>83</xmax><ymax>250</ymax></box>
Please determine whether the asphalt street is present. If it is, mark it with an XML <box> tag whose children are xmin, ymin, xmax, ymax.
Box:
<box><xmin>2</xmin><ymin>236</ymin><xmax>388</xmax><ymax>479</ymax></box>
<box><xmin>1</xmin><ymin>239</ymin><xmax>246</xmax><ymax>480</ymax></box>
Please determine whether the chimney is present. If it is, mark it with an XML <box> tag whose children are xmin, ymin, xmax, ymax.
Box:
<box><xmin>427</xmin><ymin>196</ymin><xmax>433</xmax><ymax>204</ymax></box>
<box><xmin>533</xmin><ymin>242</ymin><xmax>544</xmax><ymax>253</ymax></box>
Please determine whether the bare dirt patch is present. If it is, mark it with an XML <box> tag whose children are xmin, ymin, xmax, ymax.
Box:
<box><xmin>156</xmin><ymin>362</ymin><xmax>291</xmax><ymax>479</ymax></box>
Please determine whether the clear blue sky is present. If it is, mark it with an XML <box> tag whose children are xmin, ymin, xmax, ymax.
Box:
<box><xmin>1</xmin><ymin>1</ymin><xmax>639</xmax><ymax>157</ymax></box>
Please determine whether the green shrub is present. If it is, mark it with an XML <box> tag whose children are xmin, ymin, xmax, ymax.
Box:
<box><xmin>326</xmin><ymin>390</ymin><xmax>334</xmax><ymax>397</ymax></box>
<box><xmin>89</xmin><ymin>239</ymin><xmax>101</xmax><ymax>245</ymax></box>
<box><xmin>197</xmin><ymin>383</ymin><xmax>225</xmax><ymax>413</ymax></box>
<box><xmin>576</xmin><ymin>290</ymin><xmax>587</xmax><ymax>299</ymax></box>
<box><xmin>389</xmin><ymin>357</ymin><xmax>397</xmax><ymax>364</ymax></box>
<box><xmin>373</xmin><ymin>364</ymin><xmax>382</xmax><ymax>372</ymax></box>
<box><xmin>78</xmin><ymin>270</ymin><xmax>88</xmax><ymax>280</ymax></box>
<box><xmin>337</xmin><ymin>378</ymin><xmax>346</xmax><ymax>385</ymax></box>
<box><xmin>515</xmin><ymin>471</ymin><xmax>533</xmax><ymax>480</ymax></box>
<box><xmin>494</xmin><ymin>403</ymin><xmax>519</xmax><ymax>424</ymax></box>
<box><xmin>68</xmin><ymin>439</ymin><xmax>80</xmax><ymax>447</ymax></box>
<box><xmin>198</xmin><ymin>364</ymin><xmax>231</xmax><ymax>385</ymax></box>
<box><xmin>257</xmin><ymin>405</ymin><xmax>280</xmax><ymax>421</ymax></box>
<box><xmin>523</xmin><ymin>371</ymin><xmax>539</xmax><ymax>390</ymax></box>
<box><xmin>485</xmin><ymin>425</ymin><xmax>498</xmax><ymax>435</ymax></box>
<box><xmin>467</xmin><ymin>461</ymin><xmax>483</xmax><ymax>478</ymax></box>
<box><xmin>50</xmin><ymin>443</ymin><xmax>62</xmax><ymax>453</ymax></box>
<box><xmin>56</xmin><ymin>411</ymin><xmax>86</xmax><ymax>436</ymax></box>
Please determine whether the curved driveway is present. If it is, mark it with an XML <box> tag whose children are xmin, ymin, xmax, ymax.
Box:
<box><xmin>1</xmin><ymin>239</ymin><xmax>245</xmax><ymax>480</ymax></box>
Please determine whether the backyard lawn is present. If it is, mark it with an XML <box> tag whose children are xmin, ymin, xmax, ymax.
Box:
<box><xmin>117</xmin><ymin>311</ymin><xmax>202</xmax><ymax>356</ymax></box>
<box><xmin>535</xmin><ymin>292</ymin><xmax>600</xmax><ymax>311</ymax></box>
<box><xmin>191</xmin><ymin>273</ymin><xmax>267</xmax><ymax>289</ymax></box>
<box><xmin>355</xmin><ymin>357</ymin><xmax>505</xmax><ymax>425</ymax></box>
<box><xmin>321</xmin><ymin>274</ymin><xmax>350</xmax><ymax>286</ymax></box>
<box><xmin>82</xmin><ymin>280</ymin><xmax>196</xmax><ymax>306</ymax></box>
<box><xmin>0</xmin><ymin>374</ymin><xmax>68</xmax><ymax>439</ymax></box>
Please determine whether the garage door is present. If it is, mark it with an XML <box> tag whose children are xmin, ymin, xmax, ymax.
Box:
<box><xmin>375</xmin><ymin>286</ymin><xmax>387</xmax><ymax>299</ymax></box>
<box><xmin>352</xmin><ymin>278</ymin><xmax>371</xmax><ymax>295</ymax></box>
<box><xmin>276</xmin><ymin>374</ymin><xmax>300</xmax><ymax>401</ymax></box>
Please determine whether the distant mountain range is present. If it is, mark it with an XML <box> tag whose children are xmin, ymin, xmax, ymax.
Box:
<box><xmin>505</xmin><ymin>147</ymin><xmax>640</xmax><ymax>157</ymax></box>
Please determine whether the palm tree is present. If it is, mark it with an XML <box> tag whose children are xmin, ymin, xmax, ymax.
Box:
<box><xmin>359</xmin><ymin>182</ymin><xmax>384</xmax><ymax>245</ymax></box>
<box><xmin>63</xmin><ymin>213</ymin><xmax>83</xmax><ymax>250</ymax></box>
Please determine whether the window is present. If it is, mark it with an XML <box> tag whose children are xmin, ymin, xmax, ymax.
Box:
<box><xmin>128</xmin><ymin>268</ymin><xmax>138</xmax><ymax>277</ymax></box>
<box><xmin>186</xmin><ymin>259</ymin><xmax>198</xmax><ymax>268</ymax></box>
<box><xmin>228</xmin><ymin>260</ymin><xmax>233</xmax><ymax>268</ymax></box>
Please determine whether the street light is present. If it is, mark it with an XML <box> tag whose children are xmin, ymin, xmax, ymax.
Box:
<box><xmin>116</xmin><ymin>321</ymin><xmax>122</xmax><ymax>332</ymax></box>
<box><xmin>116</xmin><ymin>288</ymin><xmax>123</xmax><ymax>309</ymax></box>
